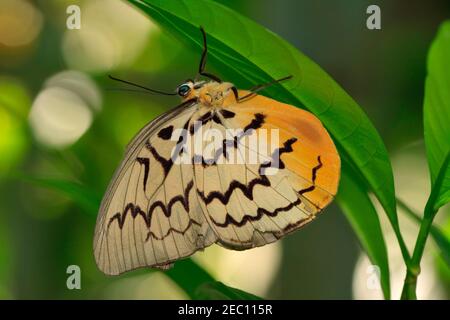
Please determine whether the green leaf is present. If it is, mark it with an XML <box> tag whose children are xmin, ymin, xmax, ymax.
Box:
<box><xmin>19</xmin><ymin>175</ymin><xmax>101</xmax><ymax>215</ymax></box>
<box><xmin>337</xmin><ymin>160</ymin><xmax>390</xmax><ymax>299</ymax></box>
<box><xmin>424</xmin><ymin>21</ymin><xmax>450</xmax><ymax>211</ymax></box>
<box><xmin>195</xmin><ymin>281</ymin><xmax>262</xmax><ymax>300</ymax></box>
<box><xmin>127</xmin><ymin>0</ymin><xmax>404</xmax><ymax>257</ymax></box>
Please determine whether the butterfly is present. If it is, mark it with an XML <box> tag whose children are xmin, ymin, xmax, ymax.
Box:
<box><xmin>94</xmin><ymin>27</ymin><xmax>340</xmax><ymax>275</ymax></box>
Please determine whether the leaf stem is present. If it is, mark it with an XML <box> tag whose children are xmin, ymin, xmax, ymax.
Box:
<box><xmin>400</xmin><ymin>201</ymin><xmax>436</xmax><ymax>299</ymax></box>
<box><xmin>400</xmin><ymin>153</ymin><xmax>449</xmax><ymax>299</ymax></box>
<box><xmin>396</xmin><ymin>198</ymin><xmax>427</xmax><ymax>299</ymax></box>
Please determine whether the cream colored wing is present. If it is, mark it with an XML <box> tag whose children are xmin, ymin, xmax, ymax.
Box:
<box><xmin>195</xmin><ymin>91</ymin><xmax>340</xmax><ymax>250</ymax></box>
<box><xmin>93</xmin><ymin>102</ymin><xmax>217</xmax><ymax>275</ymax></box>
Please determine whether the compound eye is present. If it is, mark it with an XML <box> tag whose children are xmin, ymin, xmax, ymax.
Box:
<box><xmin>177</xmin><ymin>84</ymin><xmax>191</xmax><ymax>97</ymax></box>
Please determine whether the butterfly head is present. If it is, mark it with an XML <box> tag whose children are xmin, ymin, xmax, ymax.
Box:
<box><xmin>177</xmin><ymin>80</ymin><xmax>234</xmax><ymax>107</ymax></box>
<box><xmin>176</xmin><ymin>81</ymin><xmax>196</xmax><ymax>98</ymax></box>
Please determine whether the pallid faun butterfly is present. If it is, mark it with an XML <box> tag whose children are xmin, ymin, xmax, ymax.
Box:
<box><xmin>94</xmin><ymin>27</ymin><xmax>340</xmax><ymax>275</ymax></box>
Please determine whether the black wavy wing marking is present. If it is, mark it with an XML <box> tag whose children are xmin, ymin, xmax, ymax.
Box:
<box><xmin>199</xmin><ymin>174</ymin><xmax>271</xmax><ymax>205</ymax></box>
<box><xmin>108</xmin><ymin>203</ymin><xmax>149</xmax><ymax>229</ymax></box>
<box><xmin>147</xmin><ymin>181</ymin><xmax>193</xmax><ymax>219</ymax></box>
<box><xmin>198</xmin><ymin>137</ymin><xmax>306</xmax><ymax>230</ymax></box>
<box><xmin>259</xmin><ymin>137</ymin><xmax>297</xmax><ymax>175</ymax></box>
<box><xmin>312</xmin><ymin>156</ymin><xmax>323</xmax><ymax>182</ymax></box>
<box><xmin>210</xmin><ymin>198</ymin><xmax>301</xmax><ymax>228</ymax></box>
<box><xmin>298</xmin><ymin>156</ymin><xmax>323</xmax><ymax>195</ymax></box>
<box><xmin>107</xmin><ymin>180</ymin><xmax>202</xmax><ymax>241</ymax></box>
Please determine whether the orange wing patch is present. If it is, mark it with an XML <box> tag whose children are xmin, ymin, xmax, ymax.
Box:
<box><xmin>224</xmin><ymin>90</ymin><xmax>340</xmax><ymax>212</ymax></box>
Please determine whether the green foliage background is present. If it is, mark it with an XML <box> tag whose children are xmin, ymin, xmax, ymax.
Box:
<box><xmin>0</xmin><ymin>0</ymin><xmax>449</xmax><ymax>299</ymax></box>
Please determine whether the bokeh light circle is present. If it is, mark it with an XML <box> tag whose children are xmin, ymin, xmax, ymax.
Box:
<box><xmin>29</xmin><ymin>71</ymin><xmax>101</xmax><ymax>148</ymax></box>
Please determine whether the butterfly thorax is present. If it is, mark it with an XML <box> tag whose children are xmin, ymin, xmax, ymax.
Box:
<box><xmin>185</xmin><ymin>81</ymin><xmax>234</xmax><ymax>108</ymax></box>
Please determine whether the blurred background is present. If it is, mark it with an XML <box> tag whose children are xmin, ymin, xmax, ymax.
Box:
<box><xmin>0</xmin><ymin>0</ymin><xmax>449</xmax><ymax>299</ymax></box>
